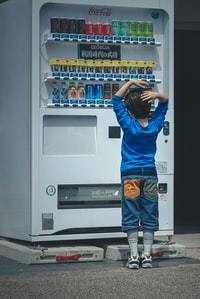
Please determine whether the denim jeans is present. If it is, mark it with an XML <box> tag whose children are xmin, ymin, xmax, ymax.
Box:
<box><xmin>121</xmin><ymin>167</ymin><xmax>159</xmax><ymax>232</ymax></box>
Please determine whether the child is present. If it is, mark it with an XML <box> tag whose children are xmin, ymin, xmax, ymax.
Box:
<box><xmin>113</xmin><ymin>80</ymin><xmax>168</xmax><ymax>269</ymax></box>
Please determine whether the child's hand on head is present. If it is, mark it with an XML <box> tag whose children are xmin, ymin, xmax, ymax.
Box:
<box><xmin>141</xmin><ymin>91</ymin><xmax>158</xmax><ymax>102</ymax></box>
<box><xmin>131</xmin><ymin>80</ymin><xmax>150</xmax><ymax>89</ymax></box>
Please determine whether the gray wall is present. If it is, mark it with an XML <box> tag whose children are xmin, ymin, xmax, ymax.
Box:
<box><xmin>174</xmin><ymin>0</ymin><xmax>200</xmax><ymax>229</ymax></box>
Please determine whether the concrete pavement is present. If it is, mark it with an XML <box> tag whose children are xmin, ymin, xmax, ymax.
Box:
<box><xmin>0</xmin><ymin>232</ymin><xmax>200</xmax><ymax>299</ymax></box>
<box><xmin>0</xmin><ymin>258</ymin><xmax>200</xmax><ymax>299</ymax></box>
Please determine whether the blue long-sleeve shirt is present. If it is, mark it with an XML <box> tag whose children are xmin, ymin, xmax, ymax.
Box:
<box><xmin>113</xmin><ymin>95</ymin><xmax>168</xmax><ymax>175</ymax></box>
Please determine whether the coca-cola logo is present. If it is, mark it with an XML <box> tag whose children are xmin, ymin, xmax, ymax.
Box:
<box><xmin>88</xmin><ymin>7</ymin><xmax>112</xmax><ymax>16</ymax></box>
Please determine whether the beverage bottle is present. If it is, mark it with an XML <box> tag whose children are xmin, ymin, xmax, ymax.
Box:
<box><xmin>77</xmin><ymin>82</ymin><xmax>85</xmax><ymax>100</ymax></box>
<box><xmin>104</xmin><ymin>83</ymin><xmax>111</xmax><ymax>100</ymax></box>
<box><xmin>52</xmin><ymin>82</ymin><xmax>60</xmax><ymax>104</ymax></box>
<box><xmin>68</xmin><ymin>81</ymin><xmax>77</xmax><ymax>100</ymax></box>
<box><xmin>60</xmin><ymin>82</ymin><xmax>68</xmax><ymax>104</ymax></box>
<box><xmin>102</xmin><ymin>23</ymin><xmax>112</xmax><ymax>36</ymax></box>
<box><xmin>129</xmin><ymin>21</ymin><xmax>137</xmax><ymax>37</ymax></box>
<box><xmin>136</xmin><ymin>21</ymin><xmax>144</xmax><ymax>37</ymax></box>
<box><xmin>50</xmin><ymin>18</ymin><xmax>61</xmax><ymax>33</ymax></box>
<box><xmin>85</xmin><ymin>84</ymin><xmax>95</xmax><ymax>100</ymax></box>
<box><xmin>112</xmin><ymin>20</ymin><xmax>120</xmax><ymax>36</ymax></box>
<box><xmin>94</xmin><ymin>22</ymin><xmax>103</xmax><ymax>35</ymax></box>
<box><xmin>147</xmin><ymin>22</ymin><xmax>153</xmax><ymax>37</ymax></box>
<box><xmin>85</xmin><ymin>21</ymin><xmax>94</xmax><ymax>35</ymax></box>
<box><xmin>120</xmin><ymin>21</ymin><xmax>128</xmax><ymax>36</ymax></box>
<box><xmin>95</xmin><ymin>84</ymin><xmax>103</xmax><ymax>100</ymax></box>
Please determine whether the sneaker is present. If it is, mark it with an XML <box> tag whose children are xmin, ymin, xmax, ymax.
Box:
<box><xmin>141</xmin><ymin>255</ymin><xmax>152</xmax><ymax>268</ymax></box>
<box><xmin>126</xmin><ymin>256</ymin><xmax>140</xmax><ymax>269</ymax></box>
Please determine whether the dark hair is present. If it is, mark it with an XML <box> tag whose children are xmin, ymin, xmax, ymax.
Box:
<box><xmin>124</xmin><ymin>88</ymin><xmax>151</xmax><ymax>119</ymax></box>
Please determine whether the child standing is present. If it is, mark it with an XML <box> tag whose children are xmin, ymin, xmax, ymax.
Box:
<box><xmin>113</xmin><ymin>80</ymin><xmax>168</xmax><ymax>269</ymax></box>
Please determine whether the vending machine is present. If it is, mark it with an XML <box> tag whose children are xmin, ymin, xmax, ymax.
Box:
<box><xmin>0</xmin><ymin>0</ymin><xmax>174</xmax><ymax>241</ymax></box>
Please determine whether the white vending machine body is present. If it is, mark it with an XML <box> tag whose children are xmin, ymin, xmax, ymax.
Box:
<box><xmin>0</xmin><ymin>0</ymin><xmax>174</xmax><ymax>241</ymax></box>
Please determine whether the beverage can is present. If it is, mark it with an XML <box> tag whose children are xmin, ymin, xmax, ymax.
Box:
<box><xmin>85</xmin><ymin>84</ymin><xmax>95</xmax><ymax>99</ymax></box>
<box><xmin>95</xmin><ymin>66</ymin><xmax>103</xmax><ymax>73</ymax></box>
<box><xmin>102</xmin><ymin>23</ymin><xmax>112</xmax><ymax>36</ymax></box>
<box><xmin>112</xmin><ymin>66</ymin><xmax>120</xmax><ymax>74</ymax></box>
<box><xmin>146</xmin><ymin>66</ymin><xmax>153</xmax><ymax>74</ymax></box>
<box><xmin>129</xmin><ymin>66</ymin><xmax>137</xmax><ymax>74</ymax></box>
<box><xmin>127</xmin><ymin>21</ymin><xmax>132</xmax><ymax>36</ymax></box>
<box><xmin>95</xmin><ymin>84</ymin><xmax>103</xmax><ymax>99</ymax></box>
<box><xmin>50</xmin><ymin>18</ymin><xmax>61</xmax><ymax>33</ymax></box>
<box><xmin>60</xmin><ymin>18</ymin><xmax>70</xmax><ymax>33</ymax></box>
<box><xmin>85</xmin><ymin>22</ymin><xmax>94</xmax><ymax>35</ymax></box>
<box><xmin>69</xmin><ymin>65</ymin><xmax>77</xmax><ymax>73</ymax></box>
<box><xmin>104</xmin><ymin>83</ymin><xmax>111</xmax><ymax>100</ymax></box>
<box><xmin>135</xmin><ymin>21</ymin><xmax>141</xmax><ymax>36</ymax></box>
<box><xmin>120</xmin><ymin>21</ymin><xmax>128</xmax><ymax>36</ymax></box>
<box><xmin>93</xmin><ymin>23</ymin><xmax>103</xmax><ymax>35</ymax></box>
<box><xmin>69</xmin><ymin>19</ymin><xmax>78</xmax><ymax>33</ymax></box>
<box><xmin>138</xmin><ymin>67</ymin><xmax>145</xmax><ymax>74</ymax></box>
<box><xmin>51</xmin><ymin>62</ymin><xmax>59</xmax><ymax>73</ymax></box>
<box><xmin>112</xmin><ymin>20</ymin><xmax>120</xmax><ymax>36</ymax></box>
<box><xmin>121</xmin><ymin>66</ymin><xmax>128</xmax><ymax>74</ymax></box>
<box><xmin>77</xmin><ymin>19</ymin><xmax>86</xmax><ymax>34</ymax></box>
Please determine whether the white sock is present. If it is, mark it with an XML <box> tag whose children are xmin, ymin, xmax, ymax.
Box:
<box><xmin>127</xmin><ymin>229</ymin><xmax>138</xmax><ymax>257</ymax></box>
<box><xmin>143</xmin><ymin>230</ymin><xmax>154</xmax><ymax>256</ymax></box>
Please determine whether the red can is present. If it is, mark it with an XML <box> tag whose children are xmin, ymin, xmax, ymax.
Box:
<box><xmin>85</xmin><ymin>22</ymin><xmax>94</xmax><ymax>35</ymax></box>
<box><xmin>102</xmin><ymin>23</ymin><xmax>112</xmax><ymax>36</ymax></box>
<box><xmin>93</xmin><ymin>22</ymin><xmax>103</xmax><ymax>35</ymax></box>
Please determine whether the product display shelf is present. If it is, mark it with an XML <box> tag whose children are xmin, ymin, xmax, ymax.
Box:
<box><xmin>43</xmin><ymin>33</ymin><xmax>161</xmax><ymax>46</ymax></box>
<box><xmin>44</xmin><ymin>73</ymin><xmax>161</xmax><ymax>83</ymax></box>
<box><xmin>46</xmin><ymin>101</ymin><xmax>113</xmax><ymax>108</ymax></box>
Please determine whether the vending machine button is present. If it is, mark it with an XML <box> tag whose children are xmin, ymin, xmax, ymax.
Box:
<box><xmin>78</xmin><ymin>73</ymin><xmax>87</xmax><ymax>80</ymax></box>
<box><xmin>87</xmin><ymin>35</ymin><xmax>96</xmax><ymax>42</ymax></box>
<box><xmin>104</xmin><ymin>36</ymin><xmax>113</xmax><ymax>43</ymax></box>
<box><xmin>52</xmin><ymin>33</ymin><xmax>61</xmax><ymax>40</ymax></box>
<box><xmin>121</xmin><ymin>36</ymin><xmax>130</xmax><ymax>43</ymax></box>
<box><xmin>69</xmin><ymin>34</ymin><xmax>78</xmax><ymax>41</ymax></box>
<box><xmin>97</xmin><ymin>36</ymin><xmax>104</xmax><ymax>42</ymax></box>
<box><xmin>130</xmin><ymin>37</ymin><xmax>138</xmax><ymax>44</ymax></box>
<box><xmin>61</xmin><ymin>33</ymin><xmax>69</xmax><ymax>41</ymax></box>
<box><xmin>139</xmin><ymin>37</ymin><xmax>147</xmax><ymax>44</ymax></box>
<box><xmin>130</xmin><ymin>74</ymin><xmax>138</xmax><ymax>80</ymax></box>
<box><xmin>78</xmin><ymin>34</ymin><xmax>87</xmax><ymax>41</ymax></box>
<box><xmin>147</xmin><ymin>37</ymin><xmax>156</xmax><ymax>44</ymax></box>
<box><xmin>113</xmin><ymin>36</ymin><xmax>121</xmax><ymax>43</ymax></box>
